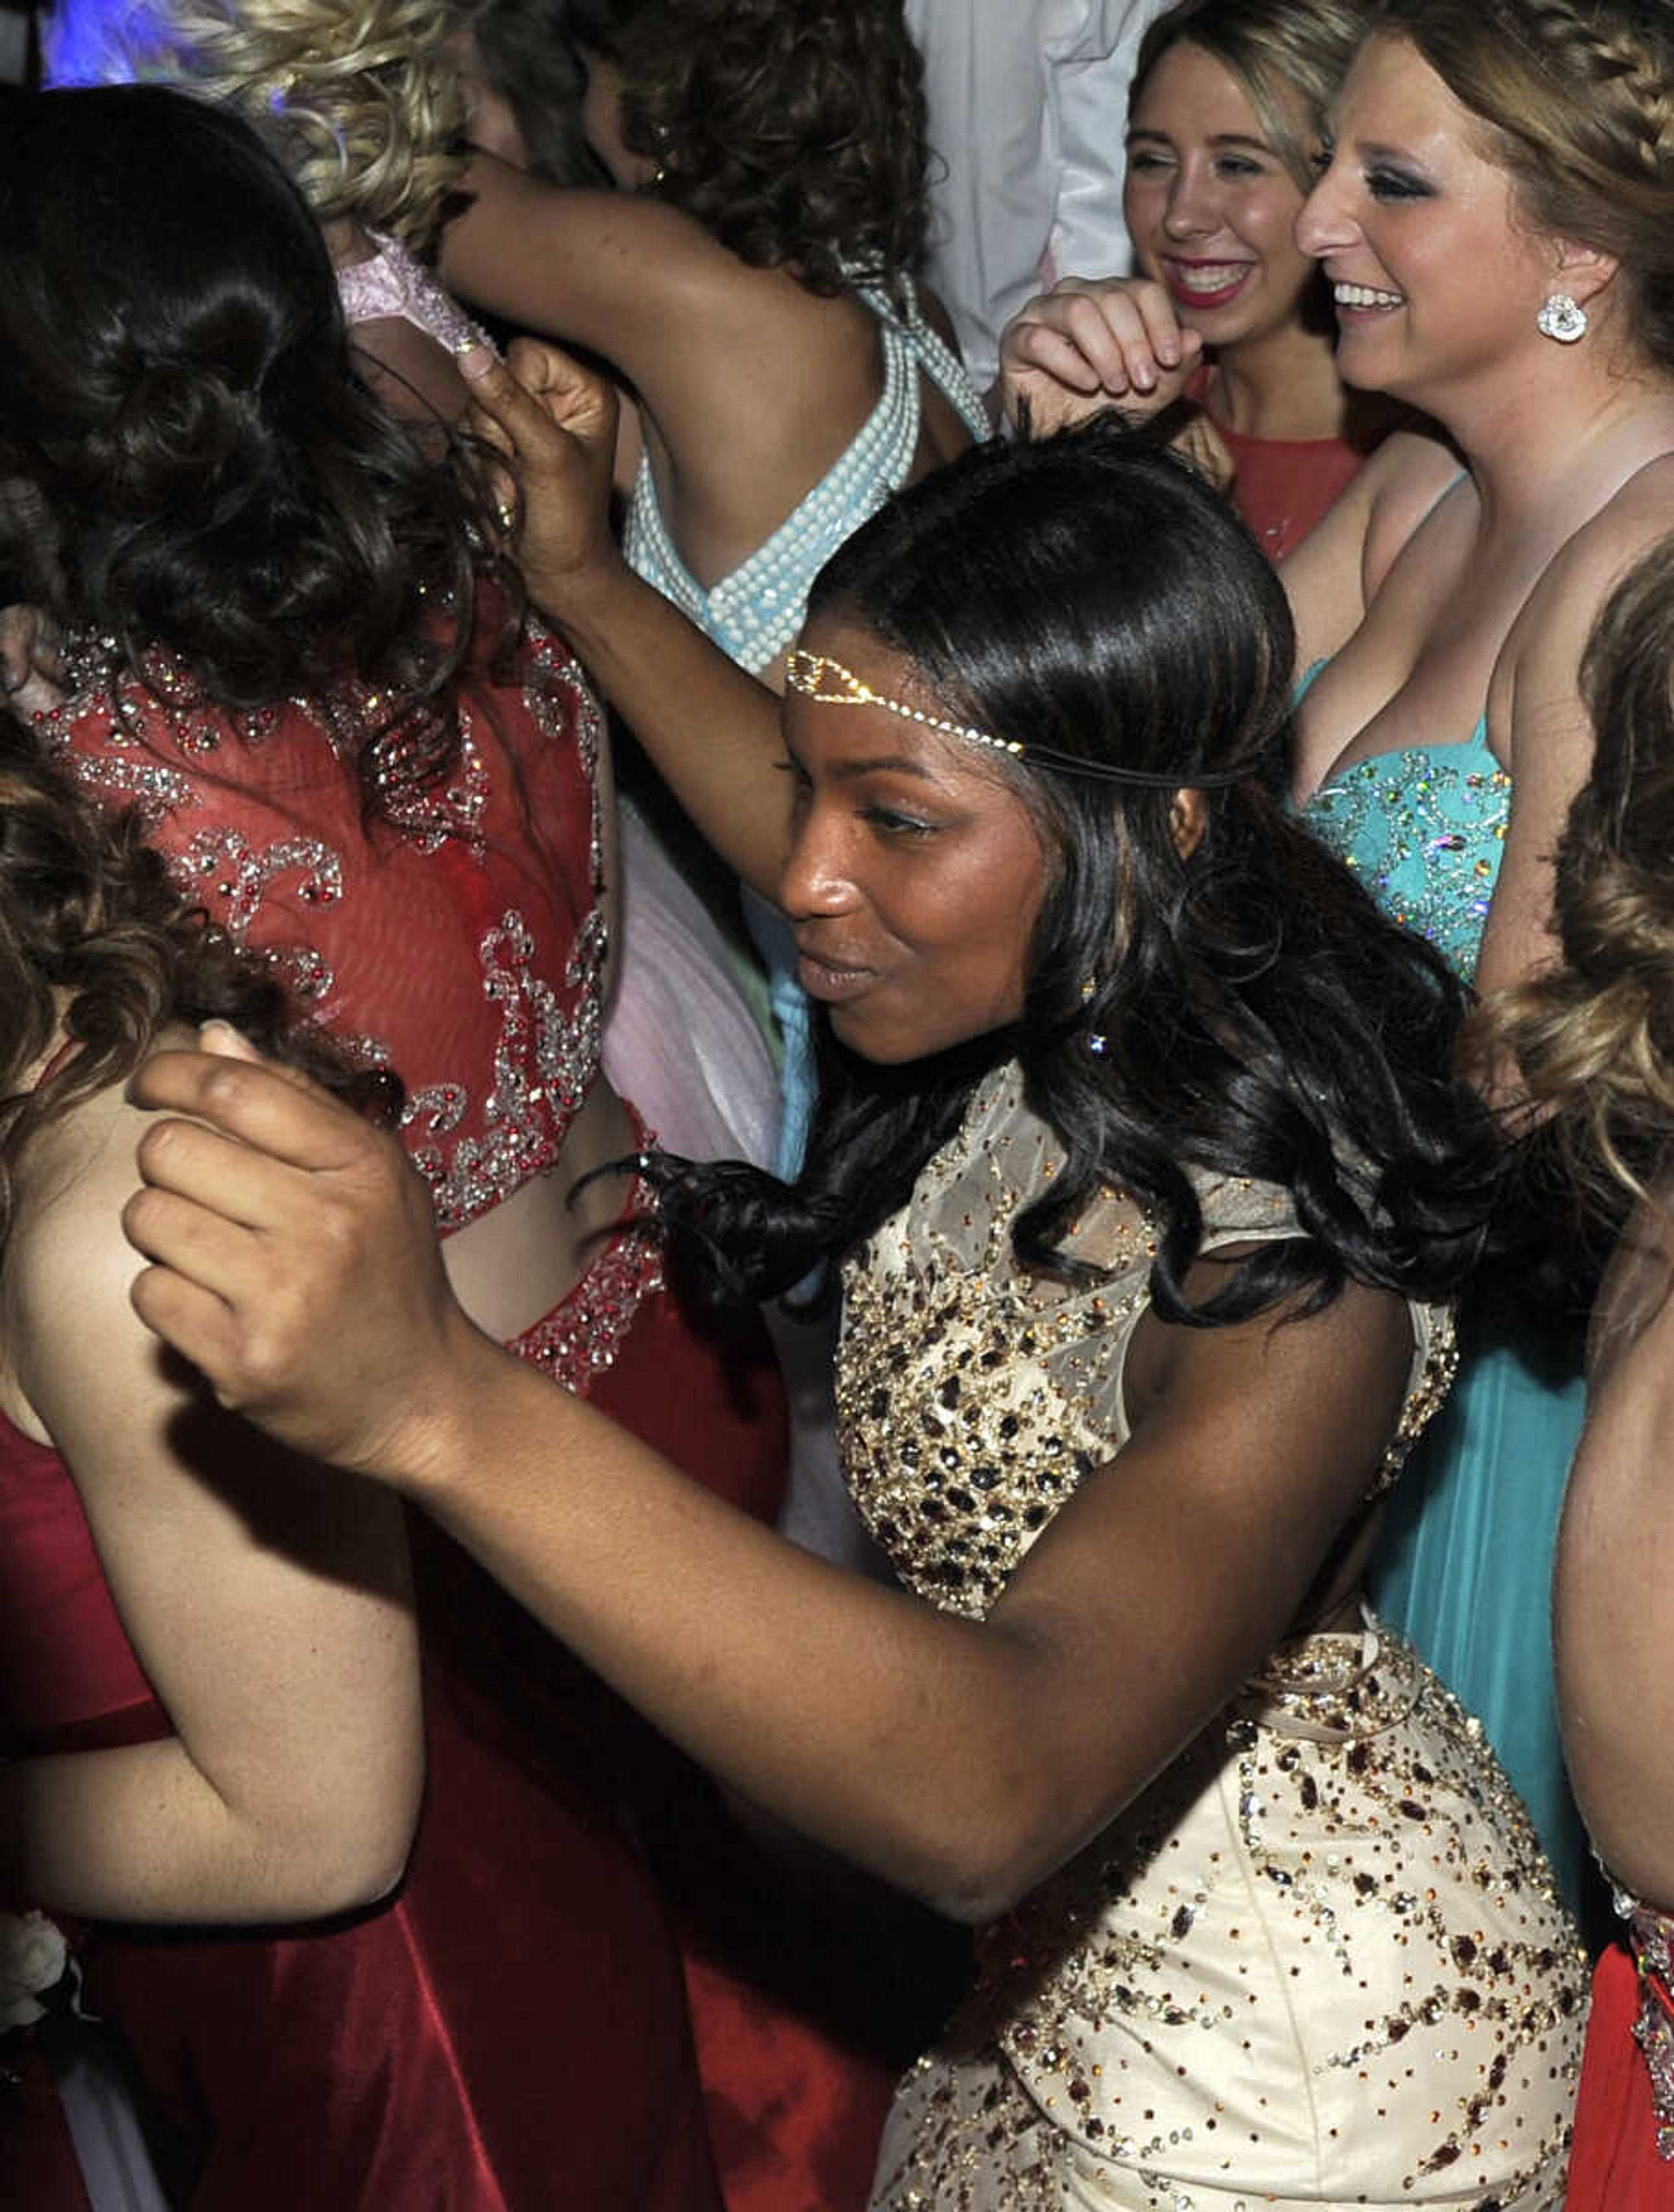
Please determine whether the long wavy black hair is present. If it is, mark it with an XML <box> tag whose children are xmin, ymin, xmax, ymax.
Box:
<box><xmin>0</xmin><ymin>83</ymin><xmax>514</xmax><ymax>814</ymax></box>
<box><xmin>655</xmin><ymin>420</ymin><xmax>1502</xmax><ymax>1327</ymax></box>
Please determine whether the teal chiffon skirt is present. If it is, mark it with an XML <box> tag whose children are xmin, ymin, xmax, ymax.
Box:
<box><xmin>1369</xmin><ymin>1312</ymin><xmax>1588</xmax><ymax>1904</ymax></box>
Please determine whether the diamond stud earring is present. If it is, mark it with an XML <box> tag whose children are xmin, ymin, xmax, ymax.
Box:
<box><xmin>1537</xmin><ymin>293</ymin><xmax>1588</xmax><ymax>344</ymax></box>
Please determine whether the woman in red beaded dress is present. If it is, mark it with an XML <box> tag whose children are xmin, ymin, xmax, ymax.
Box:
<box><xmin>0</xmin><ymin>82</ymin><xmax>784</xmax><ymax>2210</ymax></box>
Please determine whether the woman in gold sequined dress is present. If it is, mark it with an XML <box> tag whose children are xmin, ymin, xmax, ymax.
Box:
<box><xmin>118</xmin><ymin>417</ymin><xmax>1587</xmax><ymax>2209</ymax></box>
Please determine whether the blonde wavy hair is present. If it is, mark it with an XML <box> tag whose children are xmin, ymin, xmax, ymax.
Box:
<box><xmin>1480</xmin><ymin>535</ymin><xmax>1674</xmax><ymax>1213</ymax></box>
<box><xmin>48</xmin><ymin>0</ymin><xmax>468</xmax><ymax>253</ymax></box>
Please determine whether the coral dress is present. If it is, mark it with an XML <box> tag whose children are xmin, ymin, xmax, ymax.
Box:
<box><xmin>841</xmin><ymin>1064</ymin><xmax>1587</xmax><ymax>2210</ymax></box>
<box><xmin>1</xmin><ymin>600</ymin><xmax>789</xmax><ymax>2208</ymax></box>
<box><xmin>1184</xmin><ymin>365</ymin><xmax>1377</xmax><ymax>562</ymax></box>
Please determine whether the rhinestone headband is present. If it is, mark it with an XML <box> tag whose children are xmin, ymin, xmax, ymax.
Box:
<box><xmin>783</xmin><ymin>649</ymin><xmax>1250</xmax><ymax>789</ymax></box>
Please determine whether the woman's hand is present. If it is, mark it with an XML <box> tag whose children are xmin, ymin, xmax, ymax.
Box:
<box><xmin>999</xmin><ymin>276</ymin><xmax>1205</xmax><ymax>435</ymax></box>
<box><xmin>123</xmin><ymin>1030</ymin><xmax>494</xmax><ymax>1489</ymax></box>
<box><xmin>459</xmin><ymin>337</ymin><xmax>624</xmax><ymax>621</ymax></box>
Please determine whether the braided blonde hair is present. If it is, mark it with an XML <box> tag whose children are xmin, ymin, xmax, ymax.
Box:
<box><xmin>1376</xmin><ymin>0</ymin><xmax>1674</xmax><ymax>370</ymax></box>
<box><xmin>48</xmin><ymin>0</ymin><xmax>467</xmax><ymax>253</ymax></box>
<box><xmin>1483</xmin><ymin>534</ymin><xmax>1674</xmax><ymax>1213</ymax></box>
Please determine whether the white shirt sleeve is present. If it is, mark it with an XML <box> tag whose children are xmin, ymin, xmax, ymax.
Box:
<box><xmin>907</xmin><ymin>0</ymin><xmax>1167</xmax><ymax>390</ymax></box>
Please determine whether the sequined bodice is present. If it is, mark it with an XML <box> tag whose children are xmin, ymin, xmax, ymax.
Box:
<box><xmin>849</xmin><ymin>1067</ymin><xmax>1586</xmax><ymax>2212</ymax></box>
<box><xmin>837</xmin><ymin>1063</ymin><xmax>1453</xmax><ymax>1621</ymax></box>
<box><xmin>624</xmin><ymin>276</ymin><xmax>988</xmax><ymax>676</ymax></box>
<box><xmin>1301</xmin><ymin>727</ymin><xmax>1509</xmax><ymax>983</ymax></box>
<box><xmin>337</xmin><ymin>232</ymin><xmax>490</xmax><ymax>359</ymax></box>
<box><xmin>44</xmin><ymin>602</ymin><xmax>608</xmax><ymax>1234</ymax></box>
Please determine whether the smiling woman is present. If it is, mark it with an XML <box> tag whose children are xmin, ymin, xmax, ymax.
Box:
<box><xmin>1282</xmin><ymin>0</ymin><xmax>1674</xmax><ymax>1904</ymax></box>
<box><xmin>1000</xmin><ymin>0</ymin><xmax>1394</xmax><ymax>558</ymax></box>
<box><xmin>120</xmin><ymin>414</ymin><xmax>1588</xmax><ymax>2209</ymax></box>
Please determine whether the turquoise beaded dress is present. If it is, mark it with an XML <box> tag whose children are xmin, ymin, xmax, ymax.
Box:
<box><xmin>1303</xmin><ymin>724</ymin><xmax>1588</xmax><ymax>1903</ymax></box>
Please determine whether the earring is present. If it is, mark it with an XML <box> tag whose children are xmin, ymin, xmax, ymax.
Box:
<box><xmin>1079</xmin><ymin>974</ymin><xmax>1107</xmax><ymax>1055</ymax></box>
<box><xmin>1537</xmin><ymin>293</ymin><xmax>1588</xmax><ymax>344</ymax></box>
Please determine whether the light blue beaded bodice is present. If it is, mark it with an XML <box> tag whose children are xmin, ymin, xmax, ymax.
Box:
<box><xmin>1301</xmin><ymin>724</ymin><xmax>1510</xmax><ymax>983</ymax></box>
<box><xmin>623</xmin><ymin>277</ymin><xmax>988</xmax><ymax>675</ymax></box>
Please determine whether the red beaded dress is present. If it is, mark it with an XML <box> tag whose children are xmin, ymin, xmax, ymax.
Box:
<box><xmin>0</xmin><ymin>597</ymin><xmax>790</xmax><ymax>2209</ymax></box>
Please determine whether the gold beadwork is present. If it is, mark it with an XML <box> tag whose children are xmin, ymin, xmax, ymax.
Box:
<box><xmin>845</xmin><ymin>1063</ymin><xmax>1587</xmax><ymax>2209</ymax></box>
<box><xmin>784</xmin><ymin>649</ymin><xmax>1023</xmax><ymax>758</ymax></box>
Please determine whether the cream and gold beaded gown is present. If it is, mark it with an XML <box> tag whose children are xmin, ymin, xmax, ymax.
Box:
<box><xmin>838</xmin><ymin>1064</ymin><xmax>1587</xmax><ymax>2211</ymax></box>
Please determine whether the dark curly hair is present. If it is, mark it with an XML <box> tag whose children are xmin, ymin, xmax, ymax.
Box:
<box><xmin>0</xmin><ymin>707</ymin><xmax>399</xmax><ymax>1266</ymax></box>
<box><xmin>0</xmin><ymin>82</ymin><xmax>517</xmax><ymax>814</ymax></box>
<box><xmin>651</xmin><ymin>419</ymin><xmax>1503</xmax><ymax>1329</ymax></box>
<box><xmin>459</xmin><ymin>0</ymin><xmax>609</xmax><ymax>186</ymax></box>
<box><xmin>565</xmin><ymin>0</ymin><xmax>930</xmax><ymax>298</ymax></box>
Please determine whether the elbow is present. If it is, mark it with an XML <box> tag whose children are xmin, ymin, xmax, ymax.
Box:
<box><xmin>239</xmin><ymin>1769</ymin><xmax>423</xmax><ymax>1922</ymax></box>
<box><xmin>916</xmin><ymin>1846</ymin><xmax>1055</xmax><ymax>1929</ymax></box>
<box><xmin>888</xmin><ymin>1786</ymin><xmax>1079</xmax><ymax>1928</ymax></box>
<box><xmin>303</xmin><ymin>1821</ymin><xmax>418</xmax><ymax>1917</ymax></box>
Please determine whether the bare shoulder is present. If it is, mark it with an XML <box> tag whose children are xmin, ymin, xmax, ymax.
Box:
<box><xmin>1530</xmin><ymin>452</ymin><xmax>1674</xmax><ymax>626</ymax></box>
<box><xmin>3</xmin><ymin>1035</ymin><xmax>204</xmax><ymax>1443</ymax></box>
<box><xmin>1500</xmin><ymin>451</ymin><xmax>1674</xmax><ymax>756</ymax></box>
<box><xmin>1285</xmin><ymin>422</ymin><xmax>1461</xmax><ymax>670</ymax></box>
<box><xmin>1356</xmin><ymin>424</ymin><xmax>1468</xmax><ymax>597</ymax></box>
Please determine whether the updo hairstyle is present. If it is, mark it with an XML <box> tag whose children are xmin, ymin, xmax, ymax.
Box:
<box><xmin>48</xmin><ymin>0</ymin><xmax>468</xmax><ymax>253</ymax></box>
<box><xmin>1374</xmin><ymin>0</ymin><xmax>1674</xmax><ymax>371</ymax></box>
<box><xmin>0</xmin><ymin>85</ymin><xmax>500</xmax><ymax>788</ymax></box>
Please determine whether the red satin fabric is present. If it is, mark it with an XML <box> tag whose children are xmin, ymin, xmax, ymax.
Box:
<box><xmin>1569</xmin><ymin>1939</ymin><xmax>1674</xmax><ymax>2209</ymax></box>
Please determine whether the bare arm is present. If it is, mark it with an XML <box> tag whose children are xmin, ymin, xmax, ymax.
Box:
<box><xmin>1555</xmin><ymin>1199</ymin><xmax>1674</xmax><ymax>1908</ymax></box>
<box><xmin>463</xmin><ymin>340</ymin><xmax>789</xmax><ymax>900</ymax></box>
<box><xmin>0</xmin><ymin>1075</ymin><xmax>422</xmax><ymax>1923</ymax></box>
<box><xmin>1475</xmin><ymin>477</ymin><xmax>1674</xmax><ymax>1001</ymax></box>
<box><xmin>440</xmin><ymin>158</ymin><xmax>798</xmax><ymax>466</ymax></box>
<box><xmin>122</xmin><ymin>1045</ymin><xmax>1409</xmax><ymax>1923</ymax></box>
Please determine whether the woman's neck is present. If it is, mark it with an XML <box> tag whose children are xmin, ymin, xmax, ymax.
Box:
<box><xmin>1205</xmin><ymin>317</ymin><xmax>1354</xmax><ymax>442</ymax></box>
<box><xmin>1415</xmin><ymin>328</ymin><xmax>1674</xmax><ymax>532</ymax></box>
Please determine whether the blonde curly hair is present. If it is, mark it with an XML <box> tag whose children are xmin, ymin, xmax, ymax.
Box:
<box><xmin>1480</xmin><ymin>534</ymin><xmax>1674</xmax><ymax>1214</ymax></box>
<box><xmin>48</xmin><ymin>0</ymin><xmax>467</xmax><ymax>253</ymax></box>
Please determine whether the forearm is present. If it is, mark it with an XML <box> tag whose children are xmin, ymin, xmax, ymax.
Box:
<box><xmin>402</xmin><ymin>1329</ymin><xmax>1078</xmax><ymax>1918</ymax></box>
<box><xmin>1</xmin><ymin>1733</ymin><xmax>413</xmax><ymax>1924</ymax></box>
<box><xmin>536</xmin><ymin>556</ymin><xmax>787</xmax><ymax>901</ymax></box>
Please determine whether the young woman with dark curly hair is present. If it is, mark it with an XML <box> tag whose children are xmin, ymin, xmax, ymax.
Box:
<box><xmin>443</xmin><ymin>0</ymin><xmax>989</xmax><ymax>1186</ymax></box>
<box><xmin>0</xmin><ymin>81</ymin><xmax>795</xmax><ymax>2212</ymax></box>
<box><xmin>123</xmin><ymin>411</ymin><xmax>1588</xmax><ymax>2211</ymax></box>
